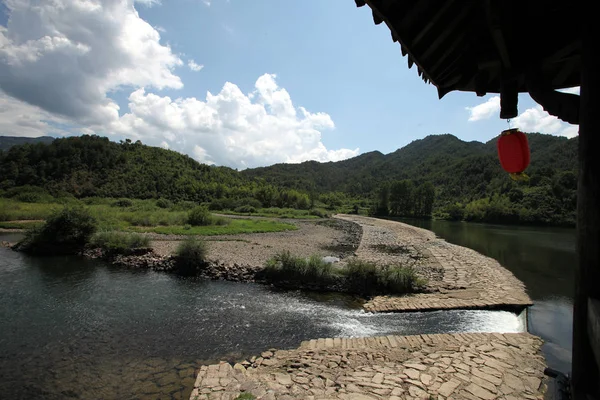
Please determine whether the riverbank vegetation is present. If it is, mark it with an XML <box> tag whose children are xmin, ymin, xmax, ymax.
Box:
<box><xmin>14</xmin><ymin>207</ymin><xmax>97</xmax><ymax>255</ymax></box>
<box><xmin>174</xmin><ymin>237</ymin><xmax>208</xmax><ymax>276</ymax></box>
<box><xmin>1</xmin><ymin>133</ymin><xmax>577</xmax><ymax>227</ymax></box>
<box><xmin>259</xmin><ymin>251</ymin><xmax>426</xmax><ymax>295</ymax></box>
<box><xmin>89</xmin><ymin>231</ymin><xmax>150</xmax><ymax>255</ymax></box>
<box><xmin>1</xmin><ymin>196</ymin><xmax>297</xmax><ymax>237</ymax></box>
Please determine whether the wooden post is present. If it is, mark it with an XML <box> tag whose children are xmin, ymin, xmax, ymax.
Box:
<box><xmin>572</xmin><ymin>4</ymin><xmax>600</xmax><ymax>399</ymax></box>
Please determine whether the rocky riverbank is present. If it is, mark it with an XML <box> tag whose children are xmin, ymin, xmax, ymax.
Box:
<box><xmin>191</xmin><ymin>332</ymin><xmax>547</xmax><ymax>399</ymax></box>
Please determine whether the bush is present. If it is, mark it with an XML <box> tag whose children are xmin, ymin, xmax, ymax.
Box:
<box><xmin>208</xmin><ymin>198</ymin><xmax>236</xmax><ymax>211</ymax></box>
<box><xmin>156</xmin><ymin>198</ymin><xmax>173</xmax><ymax>209</ymax></box>
<box><xmin>234</xmin><ymin>205</ymin><xmax>256</xmax><ymax>213</ymax></box>
<box><xmin>111</xmin><ymin>198</ymin><xmax>133</xmax><ymax>208</ymax></box>
<box><xmin>343</xmin><ymin>259</ymin><xmax>380</xmax><ymax>294</ymax></box>
<box><xmin>89</xmin><ymin>231</ymin><xmax>150</xmax><ymax>255</ymax></box>
<box><xmin>188</xmin><ymin>206</ymin><xmax>213</xmax><ymax>226</ymax></box>
<box><xmin>15</xmin><ymin>206</ymin><xmax>97</xmax><ymax>255</ymax></box>
<box><xmin>309</xmin><ymin>208</ymin><xmax>330</xmax><ymax>218</ymax></box>
<box><xmin>174</xmin><ymin>237</ymin><xmax>208</xmax><ymax>275</ymax></box>
<box><xmin>378</xmin><ymin>265</ymin><xmax>425</xmax><ymax>293</ymax></box>
<box><xmin>261</xmin><ymin>251</ymin><xmax>337</xmax><ymax>285</ymax></box>
<box><xmin>342</xmin><ymin>259</ymin><xmax>424</xmax><ymax>295</ymax></box>
<box><xmin>172</xmin><ymin>201</ymin><xmax>197</xmax><ymax>211</ymax></box>
<box><xmin>211</xmin><ymin>216</ymin><xmax>230</xmax><ymax>226</ymax></box>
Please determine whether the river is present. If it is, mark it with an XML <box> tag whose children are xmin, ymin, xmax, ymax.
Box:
<box><xmin>400</xmin><ymin>218</ymin><xmax>575</xmax><ymax>375</ymax></box>
<box><xmin>0</xmin><ymin>221</ymin><xmax>573</xmax><ymax>399</ymax></box>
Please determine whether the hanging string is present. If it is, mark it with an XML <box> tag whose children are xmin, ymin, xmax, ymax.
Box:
<box><xmin>507</xmin><ymin>118</ymin><xmax>512</xmax><ymax>129</ymax></box>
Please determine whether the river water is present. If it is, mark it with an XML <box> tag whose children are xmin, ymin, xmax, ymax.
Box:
<box><xmin>0</xmin><ymin>221</ymin><xmax>572</xmax><ymax>399</ymax></box>
<box><xmin>400</xmin><ymin>219</ymin><xmax>575</xmax><ymax>375</ymax></box>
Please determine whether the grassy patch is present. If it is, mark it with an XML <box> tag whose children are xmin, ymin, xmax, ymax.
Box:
<box><xmin>89</xmin><ymin>231</ymin><xmax>150</xmax><ymax>254</ymax></box>
<box><xmin>219</xmin><ymin>207</ymin><xmax>321</xmax><ymax>219</ymax></box>
<box><xmin>234</xmin><ymin>394</ymin><xmax>256</xmax><ymax>400</ymax></box>
<box><xmin>261</xmin><ymin>251</ymin><xmax>338</xmax><ymax>285</ymax></box>
<box><xmin>174</xmin><ymin>237</ymin><xmax>208</xmax><ymax>275</ymax></box>
<box><xmin>0</xmin><ymin>198</ymin><xmax>61</xmax><ymax>221</ymax></box>
<box><xmin>0</xmin><ymin>220</ymin><xmax>44</xmax><ymax>229</ymax></box>
<box><xmin>261</xmin><ymin>252</ymin><xmax>426</xmax><ymax>295</ymax></box>
<box><xmin>134</xmin><ymin>219</ymin><xmax>297</xmax><ymax>236</ymax></box>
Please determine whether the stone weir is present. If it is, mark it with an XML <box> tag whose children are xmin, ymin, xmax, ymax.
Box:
<box><xmin>190</xmin><ymin>332</ymin><xmax>547</xmax><ymax>400</ymax></box>
<box><xmin>333</xmin><ymin>215</ymin><xmax>533</xmax><ymax>313</ymax></box>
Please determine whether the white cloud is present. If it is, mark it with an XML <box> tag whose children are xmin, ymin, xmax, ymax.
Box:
<box><xmin>0</xmin><ymin>2</ymin><xmax>357</xmax><ymax>168</ymax></box>
<box><xmin>0</xmin><ymin>92</ymin><xmax>71</xmax><ymax>137</ymax></box>
<box><xmin>104</xmin><ymin>74</ymin><xmax>359</xmax><ymax>169</ymax></box>
<box><xmin>512</xmin><ymin>105</ymin><xmax>578</xmax><ymax>138</ymax></box>
<box><xmin>203</xmin><ymin>0</ymin><xmax>211</xmax><ymax>6</ymax></box>
<box><xmin>466</xmin><ymin>96</ymin><xmax>500</xmax><ymax>122</ymax></box>
<box><xmin>188</xmin><ymin>60</ymin><xmax>204</xmax><ymax>72</ymax></box>
<box><xmin>0</xmin><ymin>0</ymin><xmax>182</xmax><ymax>125</ymax></box>
<box><xmin>135</xmin><ymin>0</ymin><xmax>161</xmax><ymax>6</ymax></box>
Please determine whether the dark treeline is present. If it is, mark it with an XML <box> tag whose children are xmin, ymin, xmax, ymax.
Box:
<box><xmin>0</xmin><ymin>133</ymin><xmax>578</xmax><ymax>226</ymax></box>
<box><xmin>0</xmin><ymin>135</ymin><xmax>311</xmax><ymax>210</ymax></box>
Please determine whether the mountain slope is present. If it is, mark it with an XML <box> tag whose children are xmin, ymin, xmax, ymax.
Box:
<box><xmin>0</xmin><ymin>136</ymin><xmax>55</xmax><ymax>152</ymax></box>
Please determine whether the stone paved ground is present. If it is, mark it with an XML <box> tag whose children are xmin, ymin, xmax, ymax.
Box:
<box><xmin>333</xmin><ymin>215</ymin><xmax>532</xmax><ymax>313</ymax></box>
<box><xmin>190</xmin><ymin>332</ymin><xmax>546</xmax><ymax>400</ymax></box>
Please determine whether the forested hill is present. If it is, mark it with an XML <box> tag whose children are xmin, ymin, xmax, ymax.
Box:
<box><xmin>0</xmin><ymin>132</ymin><xmax>578</xmax><ymax>225</ymax></box>
<box><xmin>243</xmin><ymin>133</ymin><xmax>578</xmax><ymax>225</ymax></box>
<box><xmin>243</xmin><ymin>133</ymin><xmax>577</xmax><ymax>196</ymax></box>
<box><xmin>0</xmin><ymin>135</ymin><xmax>278</xmax><ymax>204</ymax></box>
<box><xmin>0</xmin><ymin>136</ymin><xmax>54</xmax><ymax>152</ymax></box>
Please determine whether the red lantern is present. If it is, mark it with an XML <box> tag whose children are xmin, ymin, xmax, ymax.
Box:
<box><xmin>497</xmin><ymin>128</ymin><xmax>530</xmax><ymax>180</ymax></box>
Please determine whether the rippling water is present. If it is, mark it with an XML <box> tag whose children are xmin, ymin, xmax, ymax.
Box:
<box><xmin>0</xmin><ymin>236</ymin><xmax>526</xmax><ymax>400</ymax></box>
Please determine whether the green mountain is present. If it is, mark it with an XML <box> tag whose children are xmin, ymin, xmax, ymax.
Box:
<box><xmin>0</xmin><ymin>132</ymin><xmax>578</xmax><ymax>226</ymax></box>
<box><xmin>243</xmin><ymin>133</ymin><xmax>578</xmax><ymax>225</ymax></box>
<box><xmin>0</xmin><ymin>135</ymin><xmax>311</xmax><ymax>209</ymax></box>
<box><xmin>0</xmin><ymin>136</ymin><xmax>55</xmax><ymax>152</ymax></box>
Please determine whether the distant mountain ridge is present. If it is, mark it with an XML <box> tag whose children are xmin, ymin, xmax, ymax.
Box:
<box><xmin>0</xmin><ymin>136</ymin><xmax>55</xmax><ymax>151</ymax></box>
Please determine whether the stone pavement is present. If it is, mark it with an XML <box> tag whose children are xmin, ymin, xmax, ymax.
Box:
<box><xmin>190</xmin><ymin>332</ymin><xmax>546</xmax><ymax>400</ymax></box>
<box><xmin>333</xmin><ymin>215</ymin><xmax>533</xmax><ymax>313</ymax></box>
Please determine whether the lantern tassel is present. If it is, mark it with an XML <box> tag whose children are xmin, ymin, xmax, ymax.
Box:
<box><xmin>509</xmin><ymin>172</ymin><xmax>530</xmax><ymax>182</ymax></box>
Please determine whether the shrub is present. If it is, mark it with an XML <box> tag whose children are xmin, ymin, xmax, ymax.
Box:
<box><xmin>261</xmin><ymin>251</ymin><xmax>337</xmax><ymax>285</ymax></box>
<box><xmin>172</xmin><ymin>201</ymin><xmax>197</xmax><ymax>211</ymax></box>
<box><xmin>211</xmin><ymin>216</ymin><xmax>230</xmax><ymax>226</ymax></box>
<box><xmin>342</xmin><ymin>259</ymin><xmax>424</xmax><ymax>295</ymax></box>
<box><xmin>378</xmin><ymin>265</ymin><xmax>425</xmax><ymax>293</ymax></box>
<box><xmin>208</xmin><ymin>198</ymin><xmax>236</xmax><ymax>211</ymax></box>
<box><xmin>309</xmin><ymin>208</ymin><xmax>330</xmax><ymax>218</ymax></box>
<box><xmin>188</xmin><ymin>206</ymin><xmax>213</xmax><ymax>226</ymax></box>
<box><xmin>89</xmin><ymin>231</ymin><xmax>150</xmax><ymax>255</ymax></box>
<box><xmin>156</xmin><ymin>198</ymin><xmax>173</xmax><ymax>209</ymax></box>
<box><xmin>174</xmin><ymin>237</ymin><xmax>208</xmax><ymax>275</ymax></box>
<box><xmin>343</xmin><ymin>259</ymin><xmax>380</xmax><ymax>294</ymax></box>
<box><xmin>234</xmin><ymin>205</ymin><xmax>256</xmax><ymax>213</ymax></box>
<box><xmin>111</xmin><ymin>198</ymin><xmax>133</xmax><ymax>208</ymax></box>
<box><xmin>15</xmin><ymin>206</ymin><xmax>97</xmax><ymax>255</ymax></box>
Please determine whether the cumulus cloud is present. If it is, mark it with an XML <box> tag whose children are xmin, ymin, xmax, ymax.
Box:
<box><xmin>0</xmin><ymin>1</ymin><xmax>358</xmax><ymax>168</ymax></box>
<box><xmin>0</xmin><ymin>92</ymin><xmax>71</xmax><ymax>137</ymax></box>
<box><xmin>466</xmin><ymin>96</ymin><xmax>500</xmax><ymax>121</ymax></box>
<box><xmin>512</xmin><ymin>105</ymin><xmax>578</xmax><ymax>138</ymax></box>
<box><xmin>188</xmin><ymin>60</ymin><xmax>204</xmax><ymax>72</ymax></box>
<box><xmin>0</xmin><ymin>0</ymin><xmax>182</xmax><ymax>125</ymax></box>
<box><xmin>466</xmin><ymin>94</ymin><xmax>578</xmax><ymax>138</ymax></box>
<box><xmin>105</xmin><ymin>74</ymin><xmax>359</xmax><ymax>169</ymax></box>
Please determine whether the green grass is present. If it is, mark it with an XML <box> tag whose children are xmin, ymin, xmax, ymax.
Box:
<box><xmin>133</xmin><ymin>218</ymin><xmax>297</xmax><ymax>235</ymax></box>
<box><xmin>0</xmin><ymin>198</ymin><xmax>61</xmax><ymax>221</ymax></box>
<box><xmin>0</xmin><ymin>220</ymin><xmax>44</xmax><ymax>229</ymax></box>
<box><xmin>219</xmin><ymin>207</ymin><xmax>322</xmax><ymax>219</ymax></box>
<box><xmin>261</xmin><ymin>251</ymin><xmax>339</xmax><ymax>285</ymax></box>
<box><xmin>89</xmin><ymin>231</ymin><xmax>150</xmax><ymax>254</ymax></box>
<box><xmin>261</xmin><ymin>252</ymin><xmax>426</xmax><ymax>295</ymax></box>
<box><xmin>0</xmin><ymin>198</ymin><xmax>297</xmax><ymax>236</ymax></box>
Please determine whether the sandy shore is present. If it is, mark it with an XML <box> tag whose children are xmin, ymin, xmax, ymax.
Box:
<box><xmin>149</xmin><ymin>219</ymin><xmax>362</xmax><ymax>268</ymax></box>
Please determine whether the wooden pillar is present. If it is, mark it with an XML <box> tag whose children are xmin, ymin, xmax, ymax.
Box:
<box><xmin>572</xmin><ymin>4</ymin><xmax>600</xmax><ymax>399</ymax></box>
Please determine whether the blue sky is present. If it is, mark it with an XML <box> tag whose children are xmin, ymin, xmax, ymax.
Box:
<box><xmin>0</xmin><ymin>0</ymin><xmax>577</xmax><ymax>168</ymax></box>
